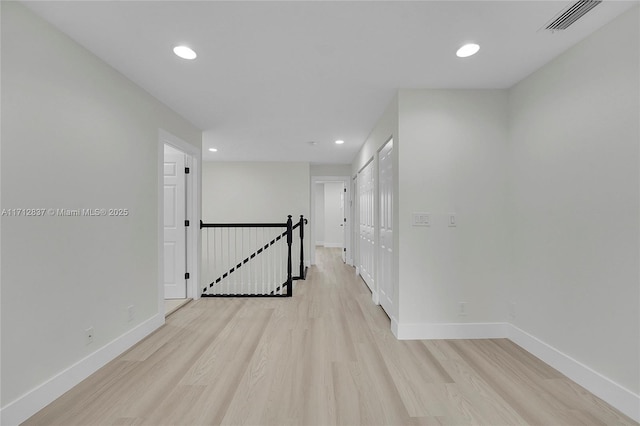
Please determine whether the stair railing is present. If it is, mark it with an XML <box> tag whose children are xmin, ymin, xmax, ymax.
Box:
<box><xmin>200</xmin><ymin>215</ymin><xmax>306</xmax><ymax>297</ymax></box>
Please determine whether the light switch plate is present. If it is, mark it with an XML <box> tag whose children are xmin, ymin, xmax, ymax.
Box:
<box><xmin>448</xmin><ymin>213</ymin><xmax>457</xmax><ymax>227</ymax></box>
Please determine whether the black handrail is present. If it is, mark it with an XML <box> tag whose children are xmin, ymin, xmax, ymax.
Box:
<box><xmin>200</xmin><ymin>220</ymin><xmax>305</xmax><ymax>230</ymax></box>
<box><xmin>200</xmin><ymin>222</ymin><xmax>287</xmax><ymax>228</ymax></box>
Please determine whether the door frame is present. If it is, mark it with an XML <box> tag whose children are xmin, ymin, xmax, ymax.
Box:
<box><xmin>352</xmin><ymin>174</ymin><xmax>358</xmax><ymax>275</ymax></box>
<box><xmin>310</xmin><ymin>176</ymin><xmax>352</xmax><ymax>266</ymax></box>
<box><xmin>157</xmin><ymin>129</ymin><xmax>201</xmax><ymax>317</ymax></box>
<box><xmin>377</xmin><ymin>137</ymin><xmax>394</xmax><ymax>317</ymax></box>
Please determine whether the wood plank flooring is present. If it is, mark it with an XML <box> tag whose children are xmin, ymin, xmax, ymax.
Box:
<box><xmin>24</xmin><ymin>248</ymin><xmax>637</xmax><ymax>425</ymax></box>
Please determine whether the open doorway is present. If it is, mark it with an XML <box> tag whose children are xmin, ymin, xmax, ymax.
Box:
<box><xmin>158</xmin><ymin>130</ymin><xmax>201</xmax><ymax>318</ymax></box>
<box><xmin>315</xmin><ymin>181</ymin><xmax>344</xmax><ymax>256</ymax></box>
<box><xmin>310</xmin><ymin>176</ymin><xmax>351</xmax><ymax>266</ymax></box>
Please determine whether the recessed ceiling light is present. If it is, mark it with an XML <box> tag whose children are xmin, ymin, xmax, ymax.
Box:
<box><xmin>456</xmin><ymin>43</ymin><xmax>480</xmax><ymax>58</ymax></box>
<box><xmin>208</xmin><ymin>148</ymin><xmax>218</xmax><ymax>152</ymax></box>
<box><xmin>173</xmin><ymin>45</ymin><xmax>197</xmax><ymax>60</ymax></box>
<box><xmin>335</xmin><ymin>140</ymin><xmax>345</xmax><ymax>145</ymax></box>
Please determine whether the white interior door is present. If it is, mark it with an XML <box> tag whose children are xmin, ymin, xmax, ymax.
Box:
<box><xmin>378</xmin><ymin>139</ymin><xmax>394</xmax><ymax>316</ymax></box>
<box><xmin>164</xmin><ymin>145</ymin><xmax>186</xmax><ymax>299</ymax></box>
<box><xmin>352</xmin><ymin>176</ymin><xmax>357</xmax><ymax>268</ymax></box>
<box><xmin>341</xmin><ymin>184</ymin><xmax>346</xmax><ymax>262</ymax></box>
<box><xmin>358</xmin><ymin>161</ymin><xmax>375</xmax><ymax>292</ymax></box>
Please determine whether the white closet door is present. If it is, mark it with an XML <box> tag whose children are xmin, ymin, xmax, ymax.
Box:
<box><xmin>359</xmin><ymin>161</ymin><xmax>375</xmax><ymax>292</ymax></box>
<box><xmin>378</xmin><ymin>139</ymin><xmax>394</xmax><ymax>316</ymax></box>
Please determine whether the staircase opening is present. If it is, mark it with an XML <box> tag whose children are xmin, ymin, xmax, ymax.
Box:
<box><xmin>201</xmin><ymin>215</ymin><xmax>308</xmax><ymax>297</ymax></box>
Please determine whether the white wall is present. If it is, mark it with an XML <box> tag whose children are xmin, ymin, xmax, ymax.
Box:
<box><xmin>508</xmin><ymin>7</ymin><xmax>639</xmax><ymax>396</ymax></box>
<box><xmin>310</xmin><ymin>164</ymin><xmax>352</xmax><ymax>177</ymax></box>
<box><xmin>201</xmin><ymin>161</ymin><xmax>311</xmax><ymax>271</ymax></box>
<box><xmin>202</xmin><ymin>162</ymin><xmax>310</xmax><ymax>223</ymax></box>
<box><xmin>352</xmin><ymin>95</ymin><xmax>398</xmax><ymax>175</ymax></box>
<box><xmin>314</xmin><ymin>183</ymin><xmax>325</xmax><ymax>244</ymax></box>
<box><xmin>323</xmin><ymin>182</ymin><xmax>344</xmax><ymax>247</ymax></box>
<box><xmin>352</xmin><ymin>7</ymin><xmax>639</xmax><ymax>419</ymax></box>
<box><xmin>397</xmin><ymin>90</ymin><xmax>510</xmax><ymax>332</ymax></box>
<box><xmin>0</xmin><ymin>2</ymin><xmax>201</xmax><ymax>422</ymax></box>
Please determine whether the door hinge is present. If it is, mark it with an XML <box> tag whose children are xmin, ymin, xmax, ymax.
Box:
<box><xmin>185</xmin><ymin>272</ymin><xmax>190</xmax><ymax>279</ymax></box>
<box><xmin>185</xmin><ymin>220</ymin><xmax>190</xmax><ymax>227</ymax></box>
<box><xmin>185</xmin><ymin>167</ymin><xmax>190</xmax><ymax>174</ymax></box>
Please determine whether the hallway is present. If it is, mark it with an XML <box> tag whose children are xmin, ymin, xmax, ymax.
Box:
<box><xmin>24</xmin><ymin>248</ymin><xmax>635</xmax><ymax>425</ymax></box>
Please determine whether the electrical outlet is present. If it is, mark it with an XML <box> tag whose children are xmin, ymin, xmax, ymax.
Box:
<box><xmin>412</xmin><ymin>212</ymin><xmax>430</xmax><ymax>226</ymax></box>
<box><xmin>127</xmin><ymin>305</ymin><xmax>135</xmax><ymax>323</ymax></box>
<box><xmin>458</xmin><ymin>302</ymin><xmax>468</xmax><ymax>316</ymax></box>
<box><xmin>85</xmin><ymin>327</ymin><xmax>94</xmax><ymax>345</ymax></box>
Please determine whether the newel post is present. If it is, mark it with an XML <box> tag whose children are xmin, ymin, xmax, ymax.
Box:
<box><xmin>299</xmin><ymin>215</ymin><xmax>305</xmax><ymax>279</ymax></box>
<box><xmin>286</xmin><ymin>215</ymin><xmax>293</xmax><ymax>297</ymax></box>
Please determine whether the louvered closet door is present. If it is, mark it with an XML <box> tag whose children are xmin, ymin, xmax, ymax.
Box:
<box><xmin>358</xmin><ymin>161</ymin><xmax>375</xmax><ymax>292</ymax></box>
<box><xmin>378</xmin><ymin>139</ymin><xmax>394</xmax><ymax>316</ymax></box>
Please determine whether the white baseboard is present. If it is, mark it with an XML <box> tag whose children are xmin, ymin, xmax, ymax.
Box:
<box><xmin>390</xmin><ymin>320</ymin><xmax>639</xmax><ymax>422</ymax></box>
<box><xmin>507</xmin><ymin>324</ymin><xmax>640</xmax><ymax>423</ymax></box>
<box><xmin>0</xmin><ymin>314</ymin><xmax>165</xmax><ymax>426</ymax></box>
<box><xmin>395</xmin><ymin>322</ymin><xmax>508</xmax><ymax>340</ymax></box>
<box><xmin>391</xmin><ymin>317</ymin><xmax>400</xmax><ymax>338</ymax></box>
<box><xmin>4</xmin><ymin>314</ymin><xmax>636</xmax><ymax>424</ymax></box>
<box><xmin>316</xmin><ymin>241</ymin><xmax>324</xmax><ymax>246</ymax></box>
<box><xmin>322</xmin><ymin>243</ymin><xmax>343</xmax><ymax>248</ymax></box>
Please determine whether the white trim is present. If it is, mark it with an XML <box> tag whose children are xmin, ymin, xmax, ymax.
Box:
<box><xmin>394</xmin><ymin>322</ymin><xmax>508</xmax><ymax>340</ymax></box>
<box><xmin>158</xmin><ymin>129</ymin><xmax>202</xmax><ymax>310</ymax></box>
<box><xmin>185</xmin><ymin>154</ymin><xmax>201</xmax><ymax>301</ymax></box>
<box><xmin>0</xmin><ymin>314</ymin><xmax>164</xmax><ymax>426</ymax></box>
<box><xmin>316</xmin><ymin>241</ymin><xmax>324</xmax><ymax>246</ymax></box>
<box><xmin>322</xmin><ymin>242</ymin><xmax>343</xmax><ymax>248</ymax></box>
<box><xmin>157</xmin><ymin>137</ymin><xmax>165</xmax><ymax>316</ymax></box>
<box><xmin>391</xmin><ymin>317</ymin><xmax>400</xmax><ymax>338</ymax></box>
<box><xmin>389</xmin><ymin>321</ymin><xmax>639</xmax><ymax>422</ymax></box>
<box><xmin>507</xmin><ymin>324</ymin><xmax>640</xmax><ymax>423</ymax></box>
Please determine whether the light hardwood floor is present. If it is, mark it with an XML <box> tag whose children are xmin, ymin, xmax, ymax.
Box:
<box><xmin>25</xmin><ymin>248</ymin><xmax>637</xmax><ymax>425</ymax></box>
<box><xmin>165</xmin><ymin>299</ymin><xmax>192</xmax><ymax>318</ymax></box>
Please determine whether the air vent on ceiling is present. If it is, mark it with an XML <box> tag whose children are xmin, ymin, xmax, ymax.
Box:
<box><xmin>545</xmin><ymin>0</ymin><xmax>602</xmax><ymax>31</ymax></box>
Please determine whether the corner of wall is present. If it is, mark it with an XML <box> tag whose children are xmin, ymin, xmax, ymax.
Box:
<box><xmin>0</xmin><ymin>314</ymin><xmax>164</xmax><ymax>426</ymax></box>
<box><xmin>507</xmin><ymin>324</ymin><xmax>640</xmax><ymax>422</ymax></box>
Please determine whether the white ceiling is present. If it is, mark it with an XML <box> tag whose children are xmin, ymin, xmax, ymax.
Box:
<box><xmin>23</xmin><ymin>0</ymin><xmax>637</xmax><ymax>164</ymax></box>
